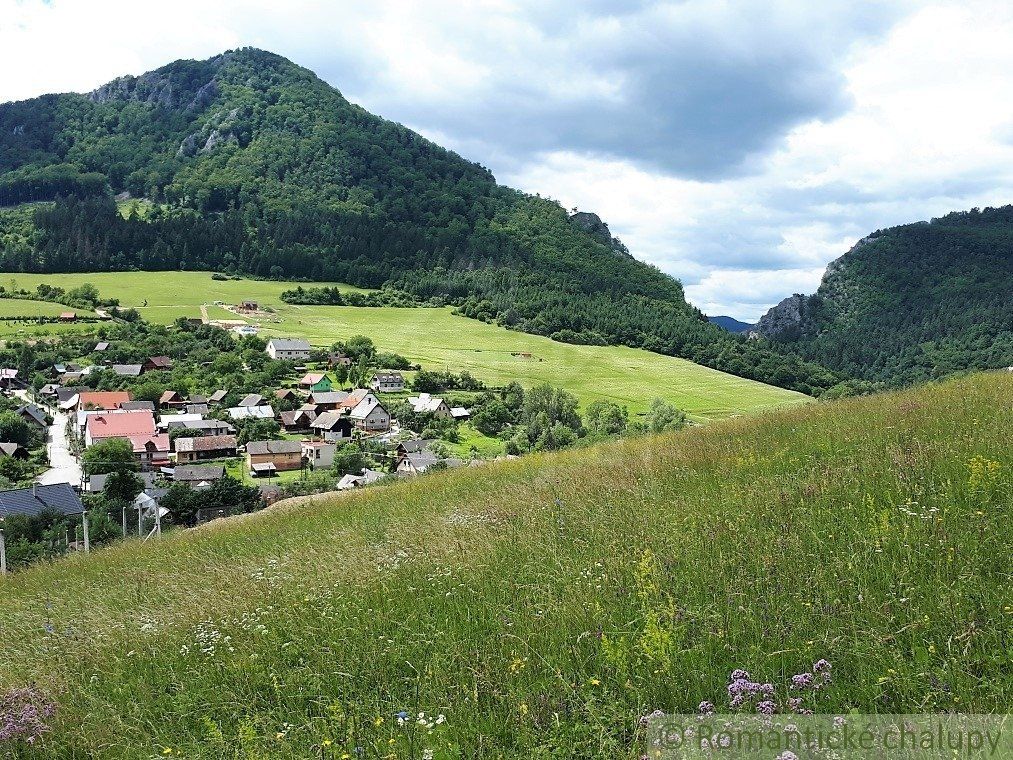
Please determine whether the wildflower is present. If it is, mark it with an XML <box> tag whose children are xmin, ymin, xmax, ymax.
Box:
<box><xmin>756</xmin><ymin>700</ymin><xmax>776</xmax><ymax>715</ymax></box>
<box><xmin>589</xmin><ymin>678</ymin><xmax>601</xmax><ymax>686</ymax></box>
<box><xmin>162</xmin><ymin>749</ymin><xmax>173</xmax><ymax>756</ymax></box>
<box><xmin>730</xmin><ymin>669</ymin><xmax>750</xmax><ymax>681</ymax></box>
<box><xmin>697</xmin><ymin>701</ymin><xmax>715</xmax><ymax>716</ymax></box>
<box><xmin>0</xmin><ymin>685</ymin><xmax>57</xmax><ymax>744</ymax></box>
<box><xmin>777</xmin><ymin>752</ymin><xmax>799</xmax><ymax>760</ymax></box>
<box><xmin>373</xmin><ymin>716</ymin><xmax>384</xmax><ymax>726</ymax></box>
<box><xmin>321</xmin><ymin>739</ymin><xmax>332</xmax><ymax>747</ymax></box>
<box><xmin>790</xmin><ymin>672</ymin><xmax>814</xmax><ymax>690</ymax></box>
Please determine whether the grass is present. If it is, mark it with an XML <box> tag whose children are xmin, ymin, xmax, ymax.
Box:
<box><xmin>1</xmin><ymin>272</ymin><xmax>806</xmax><ymax>419</ymax></box>
<box><xmin>0</xmin><ymin>372</ymin><xmax>1010</xmax><ymax>757</ymax></box>
<box><xmin>0</xmin><ymin>298</ymin><xmax>98</xmax><ymax>337</ymax></box>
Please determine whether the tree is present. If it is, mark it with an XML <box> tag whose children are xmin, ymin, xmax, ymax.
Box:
<box><xmin>0</xmin><ymin>413</ymin><xmax>32</xmax><ymax>447</ymax></box>
<box><xmin>471</xmin><ymin>400</ymin><xmax>513</xmax><ymax>436</ymax></box>
<box><xmin>584</xmin><ymin>400</ymin><xmax>628</xmax><ymax>438</ymax></box>
<box><xmin>342</xmin><ymin>335</ymin><xmax>376</xmax><ymax>363</ymax></box>
<box><xmin>643</xmin><ymin>398</ymin><xmax>687</xmax><ymax>434</ymax></box>
<box><xmin>332</xmin><ymin>444</ymin><xmax>367</xmax><ymax>477</ymax></box>
<box><xmin>81</xmin><ymin>438</ymin><xmax>137</xmax><ymax>476</ymax></box>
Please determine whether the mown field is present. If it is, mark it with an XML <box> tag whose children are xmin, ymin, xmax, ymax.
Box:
<box><xmin>0</xmin><ymin>373</ymin><xmax>1010</xmax><ymax>758</ymax></box>
<box><xmin>0</xmin><ymin>297</ymin><xmax>98</xmax><ymax>337</ymax></box>
<box><xmin>2</xmin><ymin>272</ymin><xmax>804</xmax><ymax>418</ymax></box>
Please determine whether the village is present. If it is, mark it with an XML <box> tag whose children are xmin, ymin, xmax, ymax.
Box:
<box><xmin>0</xmin><ymin>333</ymin><xmax>490</xmax><ymax>569</ymax></box>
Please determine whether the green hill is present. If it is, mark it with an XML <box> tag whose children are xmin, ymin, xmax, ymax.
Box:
<box><xmin>0</xmin><ymin>48</ymin><xmax>836</xmax><ymax>396</ymax></box>
<box><xmin>0</xmin><ymin>372</ymin><xmax>1009</xmax><ymax>757</ymax></box>
<box><xmin>755</xmin><ymin>206</ymin><xmax>1013</xmax><ymax>386</ymax></box>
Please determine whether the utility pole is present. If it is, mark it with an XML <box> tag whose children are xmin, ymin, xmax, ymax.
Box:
<box><xmin>122</xmin><ymin>504</ymin><xmax>127</xmax><ymax>538</ymax></box>
<box><xmin>0</xmin><ymin>527</ymin><xmax>6</xmax><ymax>575</ymax></box>
<box><xmin>82</xmin><ymin>511</ymin><xmax>90</xmax><ymax>553</ymax></box>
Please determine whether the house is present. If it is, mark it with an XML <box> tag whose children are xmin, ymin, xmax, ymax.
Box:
<box><xmin>184</xmin><ymin>403</ymin><xmax>210</xmax><ymax>416</ymax></box>
<box><xmin>266</xmin><ymin>338</ymin><xmax>311</xmax><ymax>361</ymax></box>
<box><xmin>161</xmin><ymin>418</ymin><xmax>236</xmax><ymax>437</ymax></box>
<box><xmin>299</xmin><ymin>372</ymin><xmax>333</xmax><ymax>392</ymax></box>
<box><xmin>397</xmin><ymin>448</ymin><xmax>440</xmax><ymax>475</ymax></box>
<box><xmin>0</xmin><ymin>368</ymin><xmax>18</xmax><ymax>389</ymax></box>
<box><xmin>228</xmin><ymin>405</ymin><xmax>275</xmax><ymax>421</ymax></box>
<box><xmin>188</xmin><ymin>394</ymin><xmax>209</xmax><ymax>405</ymax></box>
<box><xmin>274</xmin><ymin>388</ymin><xmax>298</xmax><ymax>402</ymax></box>
<box><xmin>301</xmin><ymin>440</ymin><xmax>337</xmax><ymax>470</ymax></box>
<box><xmin>173</xmin><ymin>464</ymin><xmax>227</xmax><ymax>488</ymax></box>
<box><xmin>246</xmin><ymin>439</ymin><xmax>303</xmax><ymax>475</ymax></box>
<box><xmin>208</xmin><ymin>389</ymin><xmax>228</xmax><ymax>406</ymax></box>
<box><xmin>349</xmin><ymin>397</ymin><xmax>390</xmax><ymax>432</ymax></box>
<box><xmin>371</xmin><ymin>372</ymin><xmax>405</xmax><ymax>393</ymax></box>
<box><xmin>0</xmin><ymin>483</ymin><xmax>84</xmax><ymax>519</ymax></box>
<box><xmin>336</xmin><ymin>468</ymin><xmax>386</xmax><ymax>490</ymax></box>
<box><xmin>0</xmin><ymin>442</ymin><xmax>28</xmax><ymax>459</ymax></box>
<box><xmin>111</xmin><ymin>364</ymin><xmax>144</xmax><ymax>378</ymax></box>
<box><xmin>450</xmin><ymin>407</ymin><xmax>471</xmax><ymax>421</ymax></box>
<box><xmin>126</xmin><ymin>433</ymin><xmax>171</xmax><ymax>470</ymax></box>
<box><xmin>307</xmin><ymin>390</ymin><xmax>348</xmax><ymax>411</ymax></box>
<box><xmin>338</xmin><ymin>388</ymin><xmax>376</xmax><ymax>411</ymax></box>
<box><xmin>328</xmin><ymin>352</ymin><xmax>353</xmax><ymax>368</ymax></box>
<box><xmin>159</xmin><ymin>390</ymin><xmax>184</xmax><ymax>408</ymax></box>
<box><xmin>236</xmin><ymin>393</ymin><xmax>264</xmax><ymax>409</ymax></box>
<box><xmin>94</xmin><ymin>341</ymin><xmax>110</xmax><ymax>352</ymax></box>
<box><xmin>279</xmin><ymin>408</ymin><xmax>317</xmax><ymax>431</ymax></box>
<box><xmin>86</xmin><ymin>471</ymin><xmax>165</xmax><ymax>501</ymax></box>
<box><xmin>59</xmin><ymin>311</ymin><xmax>76</xmax><ymax>321</ymax></box>
<box><xmin>309</xmin><ymin>411</ymin><xmax>353</xmax><ymax>441</ymax></box>
<box><xmin>394</xmin><ymin>439</ymin><xmax>436</xmax><ymax>469</ymax></box>
<box><xmin>174</xmin><ymin>435</ymin><xmax>238</xmax><ymax>463</ymax></box>
<box><xmin>409</xmin><ymin>393</ymin><xmax>452</xmax><ymax>419</ymax></box>
<box><xmin>143</xmin><ymin>356</ymin><xmax>173</xmax><ymax>373</ymax></box>
<box><xmin>156</xmin><ymin>413</ymin><xmax>204</xmax><ymax>430</ymax></box>
<box><xmin>119</xmin><ymin>401</ymin><xmax>157</xmax><ymax>412</ymax></box>
<box><xmin>16</xmin><ymin>404</ymin><xmax>48</xmax><ymax>429</ymax></box>
<box><xmin>84</xmin><ymin>410</ymin><xmax>155</xmax><ymax>446</ymax></box>
<box><xmin>39</xmin><ymin>383</ymin><xmax>61</xmax><ymax>398</ymax></box>
<box><xmin>232</xmin><ymin>325</ymin><xmax>259</xmax><ymax>337</ymax></box>
<box><xmin>239</xmin><ymin>300</ymin><xmax>259</xmax><ymax>312</ymax></box>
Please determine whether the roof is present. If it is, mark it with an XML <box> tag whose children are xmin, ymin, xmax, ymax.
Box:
<box><xmin>17</xmin><ymin>404</ymin><xmax>48</xmax><ymax>427</ymax></box>
<box><xmin>184</xmin><ymin>403</ymin><xmax>210</xmax><ymax>415</ymax></box>
<box><xmin>0</xmin><ymin>368</ymin><xmax>18</xmax><ymax>380</ymax></box>
<box><xmin>78</xmin><ymin>391</ymin><xmax>131</xmax><ymax>410</ymax></box>
<box><xmin>300</xmin><ymin>372</ymin><xmax>326</xmax><ymax>385</ymax></box>
<box><xmin>350</xmin><ymin>397</ymin><xmax>385</xmax><ymax>420</ymax></box>
<box><xmin>162</xmin><ymin>418</ymin><xmax>236</xmax><ymax>434</ymax></box>
<box><xmin>188</xmin><ymin>394</ymin><xmax>209</xmax><ymax>404</ymax></box>
<box><xmin>398</xmin><ymin>439</ymin><xmax>435</xmax><ymax>454</ymax></box>
<box><xmin>208</xmin><ymin>390</ymin><xmax>227</xmax><ymax>403</ymax></box>
<box><xmin>94</xmin><ymin>341</ymin><xmax>109</xmax><ymax>351</ymax></box>
<box><xmin>174</xmin><ymin>435</ymin><xmax>238</xmax><ymax>453</ymax></box>
<box><xmin>309</xmin><ymin>391</ymin><xmax>349</xmax><ymax>405</ymax></box>
<box><xmin>373</xmin><ymin>372</ymin><xmax>404</xmax><ymax>382</ymax></box>
<box><xmin>120</xmin><ymin>400</ymin><xmax>156</xmax><ymax>412</ymax></box>
<box><xmin>146</xmin><ymin>356</ymin><xmax>173</xmax><ymax>368</ymax></box>
<box><xmin>268</xmin><ymin>338</ymin><xmax>311</xmax><ymax>351</ymax></box>
<box><xmin>275</xmin><ymin>389</ymin><xmax>297</xmax><ymax>399</ymax></box>
<box><xmin>174</xmin><ymin>464</ymin><xmax>226</xmax><ymax>482</ymax></box>
<box><xmin>251</xmin><ymin>462</ymin><xmax>277</xmax><ymax>473</ymax></box>
<box><xmin>160</xmin><ymin>390</ymin><xmax>182</xmax><ymax>403</ymax></box>
<box><xmin>228</xmin><ymin>405</ymin><xmax>275</xmax><ymax>420</ymax></box>
<box><xmin>405</xmin><ymin>450</ymin><xmax>439</xmax><ymax>471</ymax></box>
<box><xmin>157</xmin><ymin>413</ymin><xmax>204</xmax><ymax>428</ymax></box>
<box><xmin>0</xmin><ymin>483</ymin><xmax>84</xmax><ymax>518</ymax></box>
<box><xmin>59</xmin><ymin>311</ymin><xmax>76</xmax><ymax>319</ymax></box>
<box><xmin>86</xmin><ymin>411</ymin><xmax>156</xmax><ymax>439</ymax></box>
<box><xmin>310</xmin><ymin>410</ymin><xmax>349</xmax><ymax>430</ymax></box>
<box><xmin>87</xmin><ymin>471</ymin><xmax>159</xmax><ymax>493</ymax></box>
<box><xmin>112</xmin><ymin>364</ymin><xmax>143</xmax><ymax>377</ymax></box>
<box><xmin>280</xmin><ymin>409</ymin><xmax>316</xmax><ymax>426</ymax></box>
<box><xmin>340</xmin><ymin>389</ymin><xmax>372</xmax><ymax>409</ymax></box>
<box><xmin>0</xmin><ymin>442</ymin><xmax>26</xmax><ymax>457</ymax></box>
<box><xmin>246</xmin><ymin>439</ymin><xmax>303</xmax><ymax>456</ymax></box>
<box><xmin>409</xmin><ymin>393</ymin><xmax>447</xmax><ymax>414</ymax></box>
<box><xmin>236</xmin><ymin>393</ymin><xmax>264</xmax><ymax>408</ymax></box>
<box><xmin>450</xmin><ymin>407</ymin><xmax>470</xmax><ymax>418</ymax></box>
<box><xmin>125</xmin><ymin>433</ymin><xmax>170</xmax><ymax>454</ymax></box>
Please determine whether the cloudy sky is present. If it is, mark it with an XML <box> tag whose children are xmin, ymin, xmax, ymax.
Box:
<box><xmin>4</xmin><ymin>0</ymin><xmax>1013</xmax><ymax>320</ymax></box>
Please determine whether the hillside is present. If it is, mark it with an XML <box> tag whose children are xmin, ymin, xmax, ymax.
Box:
<box><xmin>0</xmin><ymin>48</ymin><xmax>837</xmax><ymax>396</ymax></box>
<box><xmin>0</xmin><ymin>372</ymin><xmax>1009</xmax><ymax>757</ymax></box>
<box><xmin>707</xmin><ymin>315</ymin><xmax>753</xmax><ymax>333</ymax></box>
<box><xmin>756</xmin><ymin>206</ymin><xmax>1013</xmax><ymax>385</ymax></box>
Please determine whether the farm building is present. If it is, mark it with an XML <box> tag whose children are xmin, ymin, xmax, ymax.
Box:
<box><xmin>266</xmin><ymin>338</ymin><xmax>311</xmax><ymax>361</ymax></box>
<box><xmin>174</xmin><ymin>435</ymin><xmax>238</xmax><ymax>463</ymax></box>
<box><xmin>246</xmin><ymin>439</ymin><xmax>303</xmax><ymax>476</ymax></box>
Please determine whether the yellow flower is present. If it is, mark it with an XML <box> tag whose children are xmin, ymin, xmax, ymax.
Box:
<box><xmin>374</xmin><ymin>716</ymin><xmax>384</xmax><ymax>726</ymax></box>
<box><xmin>519</xmin><ymin>703</ymin><xmax>529</xmax><ymax>715</ymax></box>
<box><xmin>321</xmin><ymin>739</ymin><xmax>332</xmax><ymax>747</ymax></box>
<box><xmin>162</xmin><ymin>750</ymin><xmax>173</xmax><ymax>757</ymax></box>
<box><xmin>589</xmin><ymin>678</ymin><xmax>601</xmax><ymax>686</ymax></box>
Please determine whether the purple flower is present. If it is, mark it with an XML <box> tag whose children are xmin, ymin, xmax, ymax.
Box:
<box><xmin>813</xmin><ymin>659</ymin><xmax>831</xmax><ymax>674</ymax></box>
<box><xmin>791</xmin><ymin>672</ymin><xmax>814</xmax><ymax>689</ymax></box>
<box><xmin>730</xmin><ymin>669</ymin><xmax>750</xmax><ymax>682</ymax></box>
<box><xmin>777</xmin><ymin>752</ymin><xmax>799</xmax><ymax>760</ymax></box>
<box><xmin>698</xmin><ymin>701</ymin><xmax>715</xmax><ymax>716</ymax></box>
<box><xmin>0</xmin><ymin>686</ymin><xmax>56</xmax><ymax>744</ymax></box>
<box><xmin>756</xmin><ymin>700</ymin><xmax>776</xmax><ymax>715</ymax></box>
<box><xmin>786</xmin><ymin>697</ymin><xmax>803</xmax><ymax>713</ymax></box>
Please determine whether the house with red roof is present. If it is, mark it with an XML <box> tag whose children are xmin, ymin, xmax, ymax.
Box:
<box><xmin>84</xmin><ymin>410</ymin><xmax>156</xmax><ymax>447</ymax></box>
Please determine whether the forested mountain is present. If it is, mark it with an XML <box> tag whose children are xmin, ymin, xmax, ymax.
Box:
<box><xmin>0</xmin><ymin>48</ymin><xmax>837</xmax><ymax>395</ymax></box>
<box><xmin>756</xmin><ymin>206</ymin><xmax>1013</xmax><ymax>385</ymax></box>
<box><xmin>708</xmin><ymin>315</ymin><xmax>753</xmax><ymax>333</ymax></box>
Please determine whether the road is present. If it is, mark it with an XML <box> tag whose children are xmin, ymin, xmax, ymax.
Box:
<box><xmin>15</xmin><ymin>390</ymin><xmax>82</xmax><ymax>487</ymax></box>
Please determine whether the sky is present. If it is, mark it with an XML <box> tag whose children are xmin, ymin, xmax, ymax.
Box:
<box><xmin>4</xmin><ymin>1</ymin><xmax>1013</xmax><ymax>320</ymax></box>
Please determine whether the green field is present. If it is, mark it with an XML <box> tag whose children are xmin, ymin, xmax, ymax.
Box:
<box><xmin>0</xmin><ymin>373</ymin><xmax>1009</xmax><ymax>757</ymax></box>
<box><xmin>0</xmin><ymin>297</ymin><xmax>97</xmax><ymax>337</ymax></box>
<box><xmin>2</xmin><ymin>272</ymin><xmax>805</xmax><ymax>418</ymax></box>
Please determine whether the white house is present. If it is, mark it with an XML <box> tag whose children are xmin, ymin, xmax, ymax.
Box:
<box><xmin>227</xmin><ymin>405</ymin><xmax>275</xmax><ymax>421</ymax></box>
<box><xmin>349</xmin><ymin>397</ymin><xmax>391</xmax><ymax>432</ymax></box>
<box><xmin>301</xmin><ymin>440</ymin><xmax>336</xmax><ymax>470</ymax></box>
<box><xmin>370</xmin><ymin>372</ymin><xmax>405</xmax><ymax>392</ymax></box>
<box><xmin>266</xmin><ymin>337</ymin><xmax>311</xmax><ymax>361</ymax></box>
<box><xmin>408</xmin><ymin>393</ymin><xmax>452</xmax><ymax>419</ymax></box>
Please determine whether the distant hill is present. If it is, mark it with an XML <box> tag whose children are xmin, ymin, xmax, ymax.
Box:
<box><xmin>0</xmin><ymin>48</ymin><xmax>837</xmax><ymax>395</ymax></box>
<box><xmin>708</xmin><ymin>315</ymin><xmax>753</xmax><ymax>333</ymax></box>
<box><xmin>756</xmin><ymin>206</ymin><xmax>1013</xmax><ymax>386</ymax></box>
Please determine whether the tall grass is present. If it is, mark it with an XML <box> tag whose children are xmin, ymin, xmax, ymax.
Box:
<box><xmin>0</xmin><ymin>373</ymin><xmax>1010</xmax><ymax>758</ymax></box>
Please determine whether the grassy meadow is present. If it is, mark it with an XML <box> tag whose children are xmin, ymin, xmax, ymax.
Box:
<box><xmin>1</xmin><ymin>271</ymin><xmax>805</xmax><ymax>418</ymax></box>
<box><xmin>0</xmin><ymin>297</ymin><xmax>98</xmax><ymax>337</ymax></box>
<box><xmin>0</xmin><ymin>372</ymin><xmax>1010</xmax><ymax>757</ymax></box>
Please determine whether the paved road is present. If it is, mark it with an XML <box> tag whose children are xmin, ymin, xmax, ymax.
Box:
<box><xmin>15</xmin><ymin>390</ymin><xmax>84</xmax><ymax>487</ymax></box>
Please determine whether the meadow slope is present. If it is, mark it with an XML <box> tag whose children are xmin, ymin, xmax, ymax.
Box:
<box><xmin>3</xmin><ymin>272</ymin><xmax>805</xmax><ymax>418</ymax></box>
<box><xmin>0</xmin><ymin>373</ymin><xmax>1010</xmax><ymax>757</ymax></box>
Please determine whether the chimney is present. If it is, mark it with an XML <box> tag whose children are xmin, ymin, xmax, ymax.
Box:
<box><xmin>32</xmin><ymin>481</ymin><xmax>38</xmax><ymax>499</ymax></box>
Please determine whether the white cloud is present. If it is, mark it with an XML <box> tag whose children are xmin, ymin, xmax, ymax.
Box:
<box><xmin>2</xmin><ymin>0</ymin><xmax>1013</xmax><ymax>319</ymax></box>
